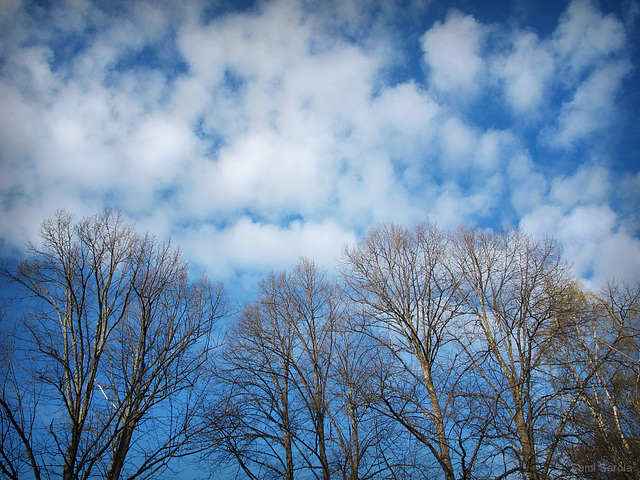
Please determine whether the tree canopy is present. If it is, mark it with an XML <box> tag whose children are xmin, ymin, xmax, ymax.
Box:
<box><xmin>1</xmin><ymin>211</ymin><xmax>638</xmax><ymax>479</ymax></box>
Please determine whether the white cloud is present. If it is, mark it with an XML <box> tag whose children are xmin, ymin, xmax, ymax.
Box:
<box><xmin>427</xmin><ymin>174</ymin><xmax>504</xmax><ymax>229</ymax></box>
<box><xmin>0</xmin><ymin>0</ymin><xmax>638</xmax><ymax>299</ymax></box>
<box><xmin>494</xmin><ymin>31</ymin><xmax>555</xmax><ymax>113</ymax></box>
<box><xmin>177</xmin><ymin>0</ymin><xmax>309</xmax><ymax>87</ymax></box>
<box><xmin>544</xmin><ymin>60</ymin><xmax>631</xmax><ymax>148</ymax></box>
<box><xmin>475</xmin><ymin>129</ymin><xmax>513</xmax><ymax>172</ymax></box>
<box><xmin>521</xmin><ymin>204</ymin><xmax>640</xmax><ymax>286</ymax></box>
<box><xmin>370</xmin><ymin>82</ymin><xmax>439</xmax><ymax>144</ymax></box>
<box><xmin>205</xmin><ymin>131</ymin><xmax>329</xmax><ymax>217</ymax></box>
<box><xmin>335</xmin><ymin>151</ymin><xmax>419</xmax><ymax>227</ymax></box>
<box><xmin>440</xmin><ymin>116</ymin><xmax>477</xmax><ymax>167</ymax></box>
<box><xmin>10</xmin><ymin>46</ymin><xmax>58</xmax><ymax>98</ymax></box>
<box><xmin>532</xmin><ymin>0</ymin><xmax>632</xmax><ymax>148</ymax></box>
<box><xmin>439</xmin><ymin>118</ymin><xmax>517</xmax><ymax>176</ymax></box>
<box><xmin>126</xmin><ymin>113</ymin><xmax>196</xmax><ymax>181</ymax></box>
<box><xmin>507</xmin><ymin>153</ymin><xmax>549</xmax><ymax>216</ymax></box>
<box><xmin>550</xmin><ymin>164</ymin><xmax>611</xmax><ymax>210</ymax></box>
<box><xmin>177</xmin><ymin>216</ymin><xmax>357</xmax><ymax>278</ymax></box>
<box><xmin>420</xmin><ymin>10</ymin><xmax>486</xmax><ymax>97</ymax></box>
<box><xmin>552</xmin><ymin>0</ymin><xmax>627</xmax><ymax>77</ymax></box>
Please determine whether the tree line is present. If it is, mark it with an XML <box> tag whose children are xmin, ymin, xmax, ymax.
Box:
<box><xmin>0</xmin><ymin>209</ymin><xmax>638</xmax><ymax>479</ymax></box>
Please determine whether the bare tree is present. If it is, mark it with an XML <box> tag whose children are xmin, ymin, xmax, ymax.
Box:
<box><xmin>452</xmin><ymin>226</ymin><xmax>579</xmax><ymax>480</ymax></box>
<box><xmin>0</xmin><ymin>209</ymin><xmax>226</xmax><ymax>479</ymax></box>
<box><xmin>2</xmin><ymin>209</ymin><xmax>140</xmax><ymax>480</ymax></box>
<box><xmin>283</xmin><ymin>259</ymin><xmax>340</xmax><ymax>480</ymax></box>
<box><xmin>102</xmin><ymin>237</ymin><xmax>227</xmax><ymax>480</ymax></box>
<box><xmin>212</xmin><ymin>274</ymin><xmax>301</xmax><ymax>480</ymax></box>
<box><xmin>0</xmin><ymin>308</ymin><xmax>42</xmax><ymax>480</ymax></box>
<box><xmin>212</xmin><ymin>259</ymin><xmax>342</xmax><ymax>479</ymax></box>
<box><xmin>211</xmin><ymin>258</ymin><xmax>416</xmax><ymax>480</ymax></box>
<box><xmin>327</xmin><ymin>316</ymin><xmax>421</xmax><ymax>480</ymax></box>
<box><xmin>342</xmin><ymin>222</ymin><xmax>484</xmax><ymax>480</ymax></box>
<box><xmin>555</xmin><ymin>280</ymin><xmax>640</xmax><ymax>479</ymax></box>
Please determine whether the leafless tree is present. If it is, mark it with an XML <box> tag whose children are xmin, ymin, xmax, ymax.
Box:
<box><xmin>282</xmin><ymin>259</ymin><xmax>339</xmax><ymax>480</ymax></box>
<box><xmin>211</xmin><ymin>272</ymin><xmax>301</xmax><ymax>480</ymax></box>
<box><xmin>0</xmin><ymin>209</ymin><xmax>226</xmax><ymax>479</ymax></box>
<box><xmin>452</xmin><ymin>226</ymin><xmax>579</xmax><ymax>480</ymax></box>
<box><xmin>213</xmin><ymin>259</ymin><xmax>342</xmax><ymax>479</ymax></box>
<box><xmin>211</xmin><ymin>257</ymin><xmax>420</xmax><ymax>479</ymax></box>
<box><xmin>554</xmin><ymin>280</ymin><xmax>640</xmax><ymax>479</ymax></box>
<box><xmin>327</xmin><ymin>316</ymin><xmax>429</xmax><ymax>480</ymax></box>
<box><xmin>341</xmin><ymin>222</ymin><xmax>485</xmax><ymax>480</ymax></box>
<box><xmin>101</xmin><ymin>237</ymin><xmax>227</xmax><ymax>480</ymax></box>
<box><xmin>0</xmin><ymin>307</ymin><xmax>42</xmax><ymax>480</ymax></box>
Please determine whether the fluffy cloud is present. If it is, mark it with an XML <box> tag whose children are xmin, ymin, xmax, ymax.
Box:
<box><xmin>521</xmin><ymin>162</ymin><xmax>640</xmax><ymax>287</ymax></box>
<box><xmin>494</xmin><ymin>31</ymin><xmax>555</xmax><ymax>114</ymax></box>
<box><xmin>550</xmin><ymin>164</ymin><xmax>611</xmax><ymax>210</ymax></box>
<box><xmin>0</xmin><ymin>0</ymin><xmax>638</xmax><ymax>296</ymax></box>
<box><xmin>539</xmin><ymin>0</ymin><xmax>631</xmax><ymax>147</ymax></box>
<box><xmin>552</xmin><ymin>0</ymin><xmax>627</xmax><ymax>77</ymax></box>
<box><xmin>521</xmin><ymin>204</ymin><xmax>640</xmax><ymax>286</ymax></box>
<box><xmin>421</xmin><ymin>10</ymin><xmax>486</xmax><ymax>97</ymax></box>
<box><xmin>507</xmin><ymin>153</ymin><xmax>549</xmax><ymax>216</ymax></box>
<box><xmin>440</xmin><ymin>117</ymin><xmax>477</xmax><ymax>165</ymax></box>
<box><xmin>177</xmin><ymin>216</ymin><xmax>357</xmax><ymax>278</ymax></box>
<box><xmin>544</xmin><ymin>59</ymin><xmax>631</xmax><ymax>148</ymax></box>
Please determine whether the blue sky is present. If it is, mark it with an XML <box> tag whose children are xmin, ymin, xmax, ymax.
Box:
<box><xmin>1</xmin><ymin>0</ymin><xmax>639</xmax><ymax>299</ymax></box>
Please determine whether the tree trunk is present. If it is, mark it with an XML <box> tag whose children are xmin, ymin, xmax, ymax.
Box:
<box><xmin>106</xmin><ymin>421</ymin><xmax>136</xmax><ymax>480</ymax></box>
<box><xmin>420</xmin><ymin>358</ymin><xmax>456</xmax><ymax>480</ymax></box>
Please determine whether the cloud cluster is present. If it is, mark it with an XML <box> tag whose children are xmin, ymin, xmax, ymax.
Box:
<box><xmin>0</xmin><ymin>0</ymin><xmax>638</xmax><ymax>294</ymax></box>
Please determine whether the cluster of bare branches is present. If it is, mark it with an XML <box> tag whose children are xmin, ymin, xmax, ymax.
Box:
<box><xmin>1</xmin><ymin>211</ymin><xmax>638</xmax><ymax>479</ymax></box>
<box><xmin>0</xmin><ymin>209</ymin><xmax>228</xmax><ymax>479</ymax></box>
<box><xmin>205</xmin><ymin>222</ymin><xmax>639</xmax><ymax>480</ymax></box>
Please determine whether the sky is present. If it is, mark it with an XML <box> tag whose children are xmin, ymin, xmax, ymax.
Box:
<box><xmin>1</xmin><ymin>0</ymin><xmax>639</xmax><ymax>300</ymax></box>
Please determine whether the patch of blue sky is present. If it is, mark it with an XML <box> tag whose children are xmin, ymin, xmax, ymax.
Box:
<box><xmin>222</xmin><ymin>67</ymin><xmax>246</xmax><ymax>93</ymax></box>
<box><xmin>21</xmin><ymin>0</ymin><xmax>102</xmax><ymax>54</ymax></box>
<box><xmin>153</xmin><ymin>182</ymin><xmax>181</xmax><ymax>206</ymax></box>
<box><xmin>243</xmin><ymin>204</ymin><xmax>305</xmax><ymax>227</ymax></box>
<box><xmin>435</xmin><ymin>0</ymin><xmax>567</xmax><ymax>35</ymax></box>
<box><xmin>173</xmin><ymin>215</ymin><xmax>232</xmax><ymax>235</ymax></box>
<box><xmin>199</xmin><ymin>0</ymin><xmax>260</xmax><ymax>25</ymax></box>
<box><xmin>111</xmin><ymin>39</ymin><xmax>188</xmax><ymax>80</ymax></box>
<box><xmin>194</xmin><ymin>116</ymin><xmax>226</xmax><ymax>157</ymax></box>
<box><xmin>279</xmin><ymin>211</ymin><xmax>305</xmax><ymax>227</ymax></box>
<box><xmin>459</xmin><ymin>91</ymin><xmax>521</xmax><ymax>132</ymax></box>
<box><xmin>44</xmin><ymin>33</ymin><xmax>95</xmax><ymax>76</ymax></box>
<box><xmin>613</xmin><ymin>88</ymin><xmax>640</xmax><ymax>171</ymax></box>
